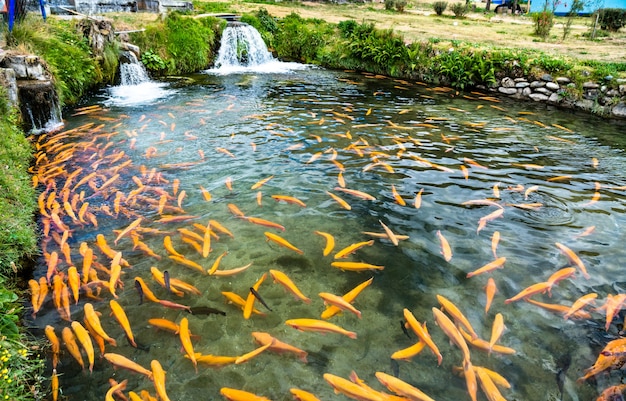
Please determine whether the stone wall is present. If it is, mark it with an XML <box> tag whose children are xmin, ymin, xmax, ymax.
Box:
<box><xmin>0</xmin><ymin>52</ymin><xmax>62</xmax><ymax>133</ymax></box>
<box><xmin>486</xmin><ymin>74</ymin><xmax>626</xmax><ymax>119</ymax></box>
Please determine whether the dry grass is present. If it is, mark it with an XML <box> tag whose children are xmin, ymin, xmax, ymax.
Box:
<box><xmin>227</xmin><ymin>0</ymin><xmax>626</xmax><ymax>63</ymax></box>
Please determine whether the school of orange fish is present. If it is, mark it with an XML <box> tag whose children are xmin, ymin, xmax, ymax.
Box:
<box><xmin>27</xmin><ymin>72</ymin><xmax>626</xmax><ymax>401</ymax></box>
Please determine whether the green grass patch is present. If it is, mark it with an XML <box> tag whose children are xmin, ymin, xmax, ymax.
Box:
<box><xmin>130</xmin><ymin>12</ymin><xmax>224</xmax><ymax>74</ymax></box>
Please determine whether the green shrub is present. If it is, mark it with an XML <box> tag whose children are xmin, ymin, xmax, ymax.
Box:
<box><xmin>385</xmin><ymin>0</ymin><xmax>395</xmax><ymax>10</ymax></box>
<box><xmin>433</xmin><ymin>1</ymin><xmax>448</xmax><ymax>15</ymax></box>
<box><xmin>395</xmin><ymin>0</ymin><xmax>408</xmax><ymax>12</ymax></box>
<box><xmin>191</xmin><ymin>1</ymin><xmax>234</xmax><ymax>13</ymax></box>
<box><xmin>8</xmin><ymin>17</ymin><xmax>102</xmax><ymax>104</ymax></box>
<box><xmin>597</xmin><ymin>8</ymin><xmax>626</xmax><ymax>32</ymax></box>
<box><xmin>338</xmin><ymin>19</ymin><xmax>358</xmax><ymax>37</ymax></box>
<box><xmin>131</xmin><ymin>13</ymin><xmax>222</xmax><ymax>75</ymax></box>
<box><xmin>451</xmin><ymin>3</ymin><xmax>468</xmax><ymax>17</ymax></box>
<box><xmin>273</xmin><ymin>13</ymin><xmax>329</xmax><ymax>63</ymax></box>
<box><xmin>141</xmin><ymin>49</ymin><xmax>167</xmax><ymax>73</ymax></box>
<box><xmin>531</xmin><ymin>10</ymin><xmax>554</xmax><ymax>40</ymax></box>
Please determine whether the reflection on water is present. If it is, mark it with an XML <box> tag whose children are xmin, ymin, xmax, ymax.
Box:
<box><xmin>29</xmin><ymin>68</ymin><xmax>626</xmax><ymax>401</ymax></box>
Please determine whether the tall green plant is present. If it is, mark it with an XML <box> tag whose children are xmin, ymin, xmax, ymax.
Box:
<box><xmin>562</xmin><ymin>0</ymin><xmax>586</xmax><ymax>40</ymax></box>
<box><xmin>532</xmin><ymin>10</ymin><xmax>554</xmax><ymax>40</ymax></box>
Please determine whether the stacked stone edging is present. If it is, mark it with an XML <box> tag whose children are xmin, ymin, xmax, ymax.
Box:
<box><xmin>483</xmin><ymin>74</ymin><xmax>626</xmax><ymax>118</ymax></box>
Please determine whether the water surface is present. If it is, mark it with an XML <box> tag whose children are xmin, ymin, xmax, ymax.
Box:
<box><xmin>29</xmin><ymin>66</ymin><xmax>626</xmax><ymax>401</ymax></box>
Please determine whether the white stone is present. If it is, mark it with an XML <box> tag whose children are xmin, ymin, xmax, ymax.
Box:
<box><xmin>498</xmin><ymin>87</ymin><xmax>517</xmax><ymax>95</ymax></box>
<box><xmin>546</xmin><ymin>82</ymin><xmax>560</xmax><ymax>91</ymax></box>
<box><xmin>611</xmin><ymin>102</ymin><xmax>626</xmax><ymax>118</ymax></box>
<box><xmin>529</xmin><ymin>93</ymin><xmax>549</xmax><ymax>101</ymax></box>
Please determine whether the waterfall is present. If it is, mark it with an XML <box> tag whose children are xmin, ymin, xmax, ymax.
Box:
<box><xmin>107</xmin><ymin>51</ymin><xmax>170</xmax><ymax>106</ymax></box>
<box><xmin>119</xmin><ymin>51</ymin><xmax>150</xmax><ymax>86</ymax></box>
<box><xmin>213</xmin><ymin>22</ymin><xmax>275</xmax><ymax>70</ymax></box>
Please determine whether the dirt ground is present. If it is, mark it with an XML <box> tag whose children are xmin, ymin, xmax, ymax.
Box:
<box><xmin>230</xmin><ymin>0</ymin><xmax>626</xmax><ymax>63</ymax></box>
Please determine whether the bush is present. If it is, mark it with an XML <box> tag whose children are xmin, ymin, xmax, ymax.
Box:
<box><xmin>451</xmin><ymin>3</ymin><xmax>468</xmax><ymax>17</ymax></box>
<box><xmin>433</xmin><ymin>1</ymin><xmax>448</xmax><ymax>15</ymax></box>
<box><xmin>597</xmin><ymin>8</ymin><xmax>626</xmax><ymax>32</ymax></box>
<box><xmin>395</xmin><ymin>0</ymin><xmax>408</xmax><ymax>12</ymax></box>
<box><xmin>385</xmin><ymin>0</ymin><xmax>395</xmax><ymax>10</ymax></box>
<box><xmin>531</xmin><ymin>10</ymin><xmax>554</xmax><ymax>40</ymax></box>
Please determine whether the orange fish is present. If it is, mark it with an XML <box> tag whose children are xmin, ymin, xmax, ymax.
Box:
<box><xmin>269</xmin><ymin>269</ymin><xmax>311</xmax><ymax>304</ymax></box>
<box><xmin>151</xmin><ymin>360</ymin><xmax>171</xmax><ymax>401</ymax></box>
<box><xmin>323</xmin><ymin>373</ymin><xmax>383</xmax><ymax>401</ymax></box>
<box><xmin>221</xmin><ymin>292</ymin><xmax>264</xmax><ymax>315</ymax></box>
<box><xmin>432</xmin><ymin>307</ymin><xmax>471</xmax><ymax>362</ymax></box>
<box><xmin>491</xmin><ymin>231</ymin><xmax>500</xmax><ymax>258</ymax></box>
<box><xmin>403</xmin><ymin>308</ymin><xmax>442</xmax><ymax>365</ymax></box>
<box><xmin>375</xmin><ymin>371</ymin><xmax>436</xmax><ymax>401</ymax></box>
<box><xmin>220</xmin><ymin>388</ymin><xmax>271</xmax><ymax>401</ymax></box>
<box><xmin>436</xmin><ymin>295</ymin><xmax>478</xmax><ymax>340</ymax></box>
<box><xmin>110</xmin><ymin>300</ymin><xmax>137</xmax><ymax>348</ymax></box>
<box><xmin>314</xmin><ymin>231</ymin><xmax>335</xmax><ymax>256</ymax></box>
<box><xmin>555</xmin><ymin>242</ymin><xmax>590</xmax><ymax>279</ymax></box>
<box><xmin>326</xmin><ymin>191</ymin><xmax>351</xmax><ymax>210</ymax></box>
<box><xmin>414</xmin><ymin>188</ymin><xmax>424</xmax><ymax>209</ymax></box>
<box><xmin>271</xmin><ymin>195</ymin><xmax>306</xmax><ymax>207</ymax></box>
<box><xmin>319</xmin><ymin>292</ymin><xmax>362</xmax><ymax>319</ymax></box>
<box><xmin>334</xmin><ymin>240</ymin><xmax>374</xmax><ymax>259</ymax></box>
<box><xmin>83</xmin><ymin>303</ymin><xmax>117</xmax><ymax>346</ymax></box>
<box><xmin>252</xmin><ymin>332</ymin><xmax>308</xmax><ymax>363</ymax></box>
<box><xmin>564</xmin><ymin>293</ymin><xmax>597</xmax><ymax>320</ymax></box>
<box><xmin>436</xmin><ymin>230</ymin><xmax>452</xmax><ymax>262</ymax></box>
<box><xmin>331</xmin><ymin>261</ymin><xmax>384</xmax><ymax>271</ymax></box>
<box><xmin>488</xmin><ymin>313</ymin><xmax>506</xmax><ymax>354</ymax></box>
<box><xmin>264</xmin><ymin>232</ymin><xmax>303</xmax><ymax>254</ymax></box>
<box><xmin>251</xmin><ymin>175</ymin><xmax>274</xmax><ymax>190</ymax></box>
<box><xmin>485</xmin><ymin>278</ymin><xmax>497</xmax><ymax>314</ymax></box>
<box><xmin>466</xmin><ymin>257</ymin><xmax>506</xmax><ymax>278</ymax></box>
<box><xmin>62</xmin><ymin>327</ymin><xmax>84</xmax><ymax>370</ymax></box>
<box><xmin>290</xmin><ymin>389</ymin><xmax>320</xmax><ymax>401</ymax></box>
<box><xmin>71</xmin><ymin>321</ymin><xmax>95</xmax><ymax>372</ymax></box>
<box><xmin>334</xmin><ymin>187</ymin><xmax>376</xmax><ymax>201</ymax></box>
<box><xmin>244</xmin><ymin>273</ymin><xmax>267</xmax><ymax>320</ymax></box>
<box><xmin>234</xmin><ymin>342</ymin><xmax>273</xmax><ymax>365</ymax></box>
<box><xmin>45</xmin><ymin>325</ymin><xmax>61</xmax><ymax>369</ymax></box>
<box><xmin>286</xmin><ymin>319</ymin><xmax>357</xmax><ymax>339</ymax></box>
<box><xmin>179</xmin><ymin>317</ymin><xmax>197</xmax><ymax>372</ymax></box>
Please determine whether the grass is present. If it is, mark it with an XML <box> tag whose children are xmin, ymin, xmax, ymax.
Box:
<box><xmin>228</xmin><ymin>0</ymin><xmax>626</xmax><ymax>63</ymax></box>
<box><xmin>0</xmin><ymin>90</ymin><xmax>44</xmax><ymax>401</ymax></box>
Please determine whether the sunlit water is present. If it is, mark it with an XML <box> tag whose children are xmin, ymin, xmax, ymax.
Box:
<box><xmin>28</xmin><ymin>66</ymin><xmax>626</xmax><ymax>401</ymax></box>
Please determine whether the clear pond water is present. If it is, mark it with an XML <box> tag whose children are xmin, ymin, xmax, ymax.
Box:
<box><xmin>29</xmin><ymin>65</ymin><xmax>626</xmax><ymax>401</ymax></box>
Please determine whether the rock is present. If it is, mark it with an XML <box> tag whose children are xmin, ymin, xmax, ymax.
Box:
<box><xmin>620</xmin><ymin>85</ymin><xmax>626</xmax><ymax>94</ymax></box>
<box><xmin>530</xmin><ymin>81</ymin><xmax>545</xmax><ymax>88</ymax></box>
<box><xmin>604</xmin><ymin>75</ymin><xmax>613</xmax><ymax>81</ymax></box>
<box><xmin>25</xmin><ymin>56</ymin><xmax>46</xmax><ymax>80</ymax></box>
<box><xmin>583</xmin><ymin>89</ymin><xmax>599</xmax><ymax>100</ymax></box>
<box><xmin>514</xmin><ymin>78</ymin><xmax>527</xmax><ymax>82</ymax></box>
<box><xmin>501</xmin><ymin>77</ymin><xmax>515</xmax><ymax>88</ymax></box>
<box><xmin>534</xmin><ymin>87</ymin><xmax>552</xmax><ymax>95</ymax></box>
<box><xmin>616</xmin><ymin>78</ymin><xmax>626</xmax><ymax>84</ymax></box>
<box><xmin>582</xmin><ymin>81</ymin><xmax>599</xmax><ymax>89</ymax></box>
<box><xmin>16</xmin><ymin>79</ymin><xmax>61</xmax><ymax>133</ymax></box>
<box><xmin>611</xmin><ymin>102</ymin><xmax>626</xmax><ymax>118</ymax></box>
<box><xmin>0</xmin><ymin>68</ymin><xmax>18</xmax><ymax>105</ymax></box>
<box><xmin>4</xmin><ymin>55</ymin><xmax>28</xmax><ymax>79</ymax></box>
<box><xmin>575</xmin><ymin>99</ymin><xmax>594</xmax><ymax>111</ymax></box>
<box><xmin>515</xmin><ymin>82</ymin><xmax>530</xmax><ymax>88</ymax></box>
<box><xmin>556</xmin><ymin>77</ymin><xmax>571</xmax><ymax>84</ymax></box>
<box><xmin>522</xmin><ymin>87</ymin><xmax>532</xmax><ymax>97</ymax></box>
<box><xmin>529</xmin><ymin>93</ymin><xmax>549</xmax><ymax>101</ymax></box>
<box><xmin>541</xmin><ymin>74</ymin><xmax>553</xmax><ymax>82</ymax></box>
<box><xmin>600</xmin><ymin>85</ymin><xmax>607</xmax><ymax>92</ymax></box>
<box><xmin>546</xmin><ymin>82</ymin><xmax>560</xmax><ymax>91</ymax></box>
<box><xmin>606</xmin><ymin>89</ymin><xmax>619</xmax><ymax>97</ymax></box>
<box><xmin>498</xmin><ymin>87</ymin><xmax>517</xmax><ymax>95</ymax></box>
<box><xmin>548</xmin><ymin>93</ymin><xmax>560</xmax><ymax>103</ymax></box>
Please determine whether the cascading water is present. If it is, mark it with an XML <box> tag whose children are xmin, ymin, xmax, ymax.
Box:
<box><xmin>214</xmin><ymin>22</ymin><xmax>275</xmax><ymax>69</ymax></box>
<box><xmin>106</xmin><ymin>51</ymin><xmax>171</xmax><ymax>106</ymax></box>
<box><xmin>209</xmin><ymin>22</ymin><xmax>307</xmax><ymax>74</ymax></box>
<box><xmin>119</xmin><ymin>51</ymin><xmax>150</xmax><ymax>86</ymax></box>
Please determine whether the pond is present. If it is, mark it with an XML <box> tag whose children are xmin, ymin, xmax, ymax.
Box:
<box><xmin>28</xmin><ymin>63</ymin><xmax>626</xmax><ymax>401</ymax></box>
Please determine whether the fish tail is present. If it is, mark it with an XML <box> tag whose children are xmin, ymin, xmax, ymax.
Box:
<box><xmin>348</xmin><ymin>331</ymin><xmax>358</xmax><ymax>340</ymax></box>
